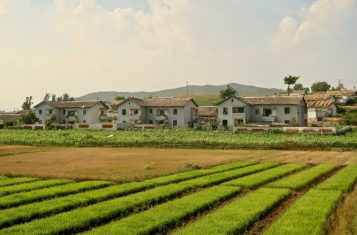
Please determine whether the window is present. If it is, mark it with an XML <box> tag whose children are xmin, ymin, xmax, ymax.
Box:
<box><xmin>157</xmin><ymin>109</ymin><xmax>165</xmax><ymax>116</ymax></box>
<box><xmin>63</xmin><ymin>110</ymin><xmax>66</xmax><ymax>115</ymax></box>
<box><xmin>222</xmin><ymin>120</ymin><xmax>228</xmax><ymax>127</ymax></box>
<box><xmin>232</xmin><ymin>107</ymin><xmax>239</xmax><ymax>113</ymax></box>
<box><xmin>48</xmin><ymin>109</ymin><xmax>53</xmax><ymax>115</ymax></box>
<box><xmin>122</xmin><ymin>109</ymin><xmax>127</xmax><ymax>115</ymax></box>
<box><xmin>223</xmin><ymin>107</ymin><xmax>228</xmax><ymax>115</ymax></box>
<box><xmin>132</xmin><ymin>109</ymin><xmax>139</xmax><ymax>115</ymax></box>
<box><xmin>39</xmin><ymin>109</ymin><xmax>42</xmax><ymax>115</ymax></box>
<box><xmin>232</xmin><ymin>107</ymin><xmax>244</xmax><ymax>113</ymax></box>
<box><xmin>83</xmin><ymin>109</ymin><xmax>87</xmax><ymax>115</ymax></box>
<box><xmin>255</xmin><ymin>109</ymin><xmax>259</xmax><ymax>115</ymax></box>
<box><xmin>173</xmin><ymin>109</ymin><xmax>178</xmax><ymax>115</ymax></box>
<box><xmin>149</xmin><ymin>120</ymin><xmax>153</xmax><ymax>124</ymax></box>
<box><xmin>238</xmin><ymin>107</ymin><xmax>244</xmax><ymax>113</ymax></box>
<box><xmin>100</xmin><ymin>109</ymin><xmax>106</xmax><ymax>115</ymax></box>
<box><xmin>284</xmin><ymin>107</ymin><xmax>290</xmax><ymax>114</ymax></box>
<box><xmin>149</xmin><ymin>109</ymin><xmax>153</xmax><ymax>114</ymax></box>
<box><xmin>285</xmin><ymin>120</ymin><xmax>290</xmax><ymax>125</ymax></box>
<box><xmin>263</xmin><ymin>109</ymin><xmax>272</xmax><ymax>117</ymax></box>
<box><xmin>234</xmin><ymin>119</ymin><xmax>244</xmax><ymax>127</ymax></box>
<box><xmin>83</xmin><ymin>120</ymin><xmax>86</xmax><ymax>123</ymax></box>
<box><xmin>173</xmin><ymin>120</ymin><xmax>178</xmax><ymax>126</ymax></box>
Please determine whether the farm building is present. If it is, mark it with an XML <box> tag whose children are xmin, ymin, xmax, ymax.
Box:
<box><xmin>33</xmin><ymin>100</ymin><xmax>109</xmax><ymax>125</ymax></box>
<box><xmin>217</xmin><ymin>96</ymin><xmax>307</xmax><ymax>129</ymax></box>
<box><xmin>117</xmin><ymin>97</ymin><xmax>198</xmax><ymax>129</ymax></box>
<box><xmin>305</xmin><ymin>95</ymin><xmax>337</xmax><ymax>123</ymax></box>
<box><xmin>313</xmin><ymin>90</ymin><xmax>357</xmax><ymax>105</ymax></box>
<box><xmin>192</xmin><ymin>106</ymin><xmax>219</xmax><ymax>129</ymax></box>
<box><xmin>0</xmin><ymin>112</ymin><xmax>21</xmax><ymax>125</ymax></box>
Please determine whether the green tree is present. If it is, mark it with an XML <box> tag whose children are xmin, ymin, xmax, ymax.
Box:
<box><xmin>115</xmin><ymin>96</ymin><xmax>125</xmax><ymax>101</ymax></box>
<box><xmin>311</xmin><ymin>81</ymin><xmax>331</xmax><ymax>93</ymax></box>
<box><xmin>19</xmin><ymin>111</ymin><xmax>37</xmax><ymax>124</ymax></box>
<box><xmin>293</xmin><ymin>83</ymin><xmax>304</xmax><ymax>90</ymax></box>
<box><xmin>334</xmin><ymin>80</ymin><xmax>345</xmax><ymax>91</ymax></box>
<box><xmin>219</xmin><ymin>85</ymin><xmax>237</xmax><ymax>99</ymax></box>
<box><xmin>21</xmin><ymin>96</ymin><xmax>33</xmax><ymax>110</ymax></box>
<box><xmin>284</xmin><ymin>75</ymin><xmax>300</xmax><ymax>95</ymax></box>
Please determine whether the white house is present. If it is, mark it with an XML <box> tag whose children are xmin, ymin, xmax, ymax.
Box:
<box><xmin>117</xmin><ymin>97</ymin><xmax>198</xmax><ymax>129</ymax></box>
<box><xmin>33</xmin><ymin>100</ymin><xmax>109</xmax><ymax>124</ymax></box>
<box><xmin>305</xmin><ymin>95</ymin><xmax>337</xmax><ymax>123</ymax></box>
<box><xmin>314</xmin><ymin>90</ymin><xmax>357</xmax><ymax>105</ymax></box>
<box><xmin>217</xmin><ymin>96</ymin><xmax>307</xmax><ymax>129</ymax></box>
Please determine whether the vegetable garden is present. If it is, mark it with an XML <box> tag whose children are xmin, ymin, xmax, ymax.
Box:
<box><xmin>0</xmin><ymin>162</ymin><xmax>356</xmax><ymax>234</ymax></box>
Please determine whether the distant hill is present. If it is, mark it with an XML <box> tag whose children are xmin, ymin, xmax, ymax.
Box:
<box><xmin>77</xmin><ymin>83</ymin><xmax>284</xmax><ymax>105</ymax></box>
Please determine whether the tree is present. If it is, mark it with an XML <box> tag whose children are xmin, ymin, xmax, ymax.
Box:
<box><xmin>43</xmin><ymin>93</ymin><xmax>50</xmax><ymax>101</ymax></box>
<box><xmin>115</xmin><ymin>96</ymin><xmax>125</xmax><ymax>101</ymax></box>
<box><xmin>219</xmin><ymin>85</ymin><xmax>237</xmax><ymax>99</ymax></box>
<box><xmin>21</xmin><ymin>96</ymin><xmax>33</xmax><ymax>110</ymax></box>
<box><xmin>311</xmin><ymin>81</ymin><xmax>331</xmax><ymax>93</ymax></box>
<box><xmin>56</xmin><ymin>93</ymin><xmax>75</xmax><ymax>102</ymax></box>
<box><xmin>19</xmin><ymin>111</ymin><xmax>37</xmax><ymax>124</ymax></box>
<box><xmin>51</xmin><ymin>94</ymin><xmax>56</xmax><ymax>102</ymax></box>
<box><xmin>335</xmin><ymin>80</ymin><xmax>345</xmax><ymax>91</ymax></box>
<box><xmin>293</xmin><ymin>83</ymin><xmax>304</xmax><ymax>90</ymax></box>
<box><xmin>284</xmin><ymin>75</ymin><xmax>300</xmax><ymax>96</ymax></box>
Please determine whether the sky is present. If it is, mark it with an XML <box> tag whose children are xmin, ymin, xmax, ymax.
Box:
<box><xmin>0</xmin><ymin>0</ymin><xmax>356</xmax><ymax>111</ymax></box>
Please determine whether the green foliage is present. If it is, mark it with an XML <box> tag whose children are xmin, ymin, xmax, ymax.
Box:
<box><xmin>21</xmin><ymin>96</ymin><xmax>33</xmax><ymax>111</ymax></box>
<box><xmin>44</xmin><ymin>115</ymin><xmax>57</xmax><ymax>130</ymax></box>
<box><xmin>219</xmin><ymin>84</ymin><xmax>237</xmax><ymax>99</ymax></box>
<box><xmin>0</xmin><ymin>181</ymin><xmax>111</xmax><ymax>209</ymax></box>
<box><xmin>223</xmin><ymin>163</ymin><xmax>305</xmax><ymax>188</ymax></box>
<box><xmin>19</xmin><ymin>111</ymin><xmax>37</xmax><ymax>124</ymax></box>
<box><xmin>263</xmin><ymin>189</ymin><xmax>342</xmax><ymax>235</ymax></box>
<box><xmin>311</xmin><ymin>81</ymin><xmax>331</xmax><ymax>92</ymax></box>
<box><xmin>316</xmin><ymin>164</ymin><xmax>357</xmax><ymax>192</ymax></box>
<box><xmin>174</xmin><ymin>188</ymin><xmax>291</xmax><ymax>235</ymax></box>
<box><xmin>114</xmin><ymin>96</ymin><xmax>125</xmax><ymax>100</ymax></box>
<box><xmin>184</xmin><ymin>163</ymin><xmax>201</xmax><ymax>170</ymax></box>
<box><xmin>0</xmin><ymin>179</ymin><xmax>73</xmax><ymax>197</ymax></box>
<box><xmin>0</xmin><ymin>177</ymin><xmax>38</xmax><ymax>187</ymax></box>
<box><xmin>268</xmin><ymin>164</ymin><xmax>337</xmax><ymax>190</ymax></box>
<box><xmin>85</xmin><ymin>186</ymin><xmax>240</xmax><ymax>235</ymax></box>
<box><xmin>284</xmin><ymin>75</ymin><xmax>299</xmax><ymax>95</ymax></box>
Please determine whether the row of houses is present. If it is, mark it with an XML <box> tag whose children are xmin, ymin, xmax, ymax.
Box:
<box><xmin>32</xmin><ymin>89</ymin><xmax>356</xmax><ymax>130</ymax></box>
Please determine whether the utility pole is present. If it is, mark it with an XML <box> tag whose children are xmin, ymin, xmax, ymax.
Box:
<box><xmin>186</xmin><ymin>81</ymin><xmax>189</xmax><ymax>96</ymax></box>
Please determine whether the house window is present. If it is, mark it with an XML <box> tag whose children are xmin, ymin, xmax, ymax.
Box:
<box><xmin>149</xmin><ymin>109</ymin><xmax>153</xmax><ymax>114</ymax></box>
<box><xmin>122</xmin><ymin>109</ymin><xmax>127</xmax><ymax>115</ymax></box>
<box><xmin>83</xmin><ymin>109</ymin><xmax>87</xmax><ymax>115</ymax></box>
<box><xmin>149</xmin><ymin>120</ymin><xmax>153</xmax><ymax>124</ymax></box>
<box><xmin>132</xmin><ymin>109</ymin><xmax>139</xmax><ymax>115</ymax></box>
<box><xmin>234</xmin><ymin>119</ymin><xmax>244</xmax><ymax>127</ymax></box>
<box><xmin>232</xmin><ymin>107</ymin><xmax>239</xmax><ymax>113</ymax></box>
<box><xmin>222</xmin><ymin>120</ymin><xmax>228</xmax><ymax>127</ymax></box>
<box><xmin>263</xmin><ymin>109</ymin><xmax>272</xmax><ymax>117</ymax></box>
<box><xmin>157</xmin><ymin>110</ymin><xmax>165</xmax><ymax>116</ymax></box>
<box><xmin>173</xmin><ymin>109</ymin><xmax>178</xmax><ymax>115</ymax></box>
<box><xmin>63</xmin><ymin>110</ymin><xmax>66</xmax><ymax>115</ymax></box>
<box><xmin>100</xmin><ymin>109</ymin><xmax>106</xmax><ymax>115</ymax></box>
<box><xmin>232</xmin><ymin>107</ymin><xmax>244</xmax><ymax>113</ymax></box>
<box><xmin>223</xmin><ymin>107</ymin><xmax>228</xmax><ymax>115</ymax></box>
<box><xmin>83</xmin><ymin>120</ymin><xmax>86</xmax><ymax>123</ymax></box>
<box><xmin>255</xmin><ymin>109</ymin><xmax>259</xmax><ymax>115</ymax></box>
<box><xmin>173</xmin><ymin>120</ymin><xmax>178</xmax><ymax>126</ymax></box>
<box><xmin>284</xmin><ymin>107</ymin><xmax>290</xmax><ymax>114</ymax></box>
<box><xmin>48</xmin><ymin>109</ymin><xmax>53</xmax><ymax>115</ymax></box>
<box><xmin>39</xmin><ymin>109</ymin><xmax>42</xmax><ymax>115</ymax></box>
<box><xmin>238</xmin><ymin>107</ymin><xmax>244</xmax><ymax>113</ymax></box>
<box><xmin>285</xmin><ymin>120</ymin><xmax>290</xmax><ymax>125</ymax></box>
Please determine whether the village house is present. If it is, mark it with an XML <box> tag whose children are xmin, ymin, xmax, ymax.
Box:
<box><xmin>0</xmin><ymin>112</ymin><xmax>21</xmax><ymax>126</ymax></box>
<box><xmin>305</xmin><ymin>94</ymin><xmax>337</xmax><ymax>123</ymax></box>
<box><xmin>117</xmin><ymin>97</ymin><xmax>198</xmax><ymax>129</ymax></box>
<box><xmin>193</xmin><ymin>106</ymin><xmax>219</xmax><ymax>129</ymax></box>
<box><xmin>33</xmin><ymin>100</ymin><xmax>109</xmax><ymax>124</ymax></box>
<box><xmin>314</xmin><ymin>90</ymin><xmax>357</xmax><ymax>105</ymax></box>
<box><xmin>217</xmin><ymin>96</ymin><xmax>307</xmax><ymax>129</ymax></box>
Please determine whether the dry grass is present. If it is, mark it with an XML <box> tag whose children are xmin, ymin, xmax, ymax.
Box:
<box><xmin>328</xmin><ymin>184</ymin><xmax>357</xmax><ymax>235</ymax></box>
<box><xmin>0</xmin><ymin>145</ymin><xmax>356</xmax><ymax>182</ymax></box>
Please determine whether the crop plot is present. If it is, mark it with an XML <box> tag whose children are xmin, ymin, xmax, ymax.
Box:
<box><xmin>0</xmin><ymin>163</ymin><xmax>355</xmax><ymax>235</ymax></box>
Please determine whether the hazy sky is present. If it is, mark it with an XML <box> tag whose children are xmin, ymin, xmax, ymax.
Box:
<box><xmin>0</xmin><ymin>0</ymin><xmax>356</xmax><ymax>111</ymax></box>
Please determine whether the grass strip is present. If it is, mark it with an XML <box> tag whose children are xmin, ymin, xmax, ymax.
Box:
<box><xmin>174</xmin><ymin>188</ymin><xmax>291</xmax><ymax>235</ymax></box>
<box><xmin>0</xmin><ymin>179</ymin><xmax>73</xmax><ymax>197</ymax></box>
<box><xmin>316</xmin><ymin>164</ymin><xmax>357</xmax><ymax>192</ymax></box>
<box><xmin>267</xmin><ymin>164</ymin><xmax>337</xmax><ymax>190</ymax></box>
<box><xmin>223</xmin><ymin>163</ymin><xmax>305</xmax><ymax>188</ymax></box>
<box><xmin>263</xmin><ymin>189</ymin><xmax>342</xmax><ymax>235</ymax></box>
<box><xmin>83</xmin><ymin>186</ymin><xmax>241</xmax><ymax>235</ymax></box>
<box><xmin>0</xmin><ymin>163</ymin><xmax>277</xmax><ymax>234</ymax></box>
<box><xmin>0</xmin><ymin>178</ymin><xmax>38</xmax><ymax>187</ymax></box>
<box><xmin>0</xmin><ymin>181</ymin><xmax>112</xmax><ymax>209</ymax></box>
<box><xmin>0</xmin><ymin>176</ymin><xmax>8</xmax><ymax>180</ymax></box>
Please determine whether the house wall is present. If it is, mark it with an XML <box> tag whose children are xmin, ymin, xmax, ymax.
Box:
<box><xmin>217</xmin><ymin>97</ymin><xmax>249</xmax><ymax>129</ymax></box>
<box><xmin>117</xmin><ymin>101</ymin><xmax>143</xmax><ymax>124</ymax></box>
<box><xmin>35</xmin><ymin>103</ymin><xmax>58</xmax><ymax>124</ymax></box>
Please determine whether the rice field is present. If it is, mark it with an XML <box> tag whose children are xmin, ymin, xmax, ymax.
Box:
<box><xmin>0</xmin><ymin>162</ymin><xmax>356</xmax><ymax>235</ymax></box>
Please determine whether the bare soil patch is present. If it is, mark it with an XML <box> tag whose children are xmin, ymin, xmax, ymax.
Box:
<box><xmin>0</xmin><ymin>146</ymin><xmax>356</xmax><ymax>182</ymax></box>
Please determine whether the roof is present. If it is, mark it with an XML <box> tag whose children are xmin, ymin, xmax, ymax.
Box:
<box><xmin>216</xmin><ymin>96</ymin><xmax>250</xmax><ymax>106</ymax></box>
<box><xmin>34</xmin><ymin>100</ymin><xmax>108</xmax><ymax>109</ymax></box>
<box><xmin>312</xmin><ymin>90</ymin><xmax>357</xmax><ymax>98</ymax></box>
<box><xmin>306</xmin><ymin>100</ymin><xmax>335</xmax><ymax>108</ymax></box>
<box><xmin>242</xmin><ymin>96</ymin><xmax>304</xmax><ymax>105</ymax></box>
<box><xmin>121</xmin><ymin>97</ymin><xmax>198</xmax><ymax>108</ymax></box>
<box><xmin>197</xmin><ymin>106</ymin><xmax>218</xmax><ymax>117</ymax></box>
<box><xmin>0</xmin><ymin>113</ymin><xmax>21</xmax><ymax>123</ymax></box>
<box><xmin>110</xmin><ymin>100</ymin><xmax>125</xmax><ymax>110</ymax></box>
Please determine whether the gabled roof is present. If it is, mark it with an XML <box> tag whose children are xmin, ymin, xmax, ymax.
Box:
<box><xmin>0</xmin><ymin>113</ymin><xmax>21</xmax><ymax>123</ymax></box>
<box><xmin>197</xmin><ymin>106</ymin><xmax>218</xmax><ymax>117</ymax></box>
<box><xmin>242</xmin><ymin>96</ymin><xmax>304</xmax><ymax>105</ymax></box>
<box><xmin>216</xmin><ymin>96</ymin><xmax>250</xmax><ymax>106</ymax></box>
<box><xmin>306</xmin><ymin>100</ymin><xmax>335</xmax><ymax>108</ymax></box>
<box><xmin>34</xmin><ymin>100</ymin><xmax>108</xmax><ymax>109</ymax></box>
<box><xmin>120</xmin><ymin>97</ymin><xmax>198</xmax><ymax>108</ymax></box>
<box><xmin>312</xmin><ymin>90</ymin><xmax>357</xmax><ymax>98</ymax></box>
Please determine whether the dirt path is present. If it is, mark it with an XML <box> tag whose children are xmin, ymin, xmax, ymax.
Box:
<box><xmin>0</xmin><ymin>145</ymin><xmax>356</xmax><ymax>182</ymax></box>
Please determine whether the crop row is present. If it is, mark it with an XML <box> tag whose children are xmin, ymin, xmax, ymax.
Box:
<box><xmin>0</xmin><ymin>163</ymin><xmax>277</xmax><ymax>234</ymax></box>
<box><xmin>1</xmin><ymin>129</ymin><xmax>357</xmax><ymax>150</ymax></box>
<box><xmin>264</xmin><ymin>164</ymin><xmax>357</xmax><ymax>235</ymax></box>
<box><xmin>0</xmin><ymin>179</ymin><xmax>73</xmax><ymax>197</ymax></box>
<box><xmin>83</xmin><ymin>164</ymin><xmax>303</xmax><ymax>235</ymax></box>
<box><xmin>0</xmin><ymin>181</ymin><xmax>112</xmax><ymax>209</ymax></box>
<box><xmin>0</xmin><ymin>177</ymin><xmax>38</xmax><ymax>187</ymax></box>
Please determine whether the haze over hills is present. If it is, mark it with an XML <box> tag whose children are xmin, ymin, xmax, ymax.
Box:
<box><xmin>78</xmin><ymin>83</ymin><xmax>284</xmax><ymax>103</ymax></box>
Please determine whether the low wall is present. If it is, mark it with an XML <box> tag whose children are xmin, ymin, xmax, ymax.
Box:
<box><xmin>283</xmin><ymin>127</ymin><xmax>337</xmax><ymax>134</ymax></box>
<box><xmin>75</xmin><ymin>123</ymin><xmax>117</xmax><ymax>130</ymax></box>
<box><xmin>22</xmin><ymin>124</ymin><xmax>45</xmax><ymax>130</ymax></box>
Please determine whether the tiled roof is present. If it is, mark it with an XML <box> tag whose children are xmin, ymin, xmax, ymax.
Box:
<box><xmin>242</xmin><ymin>96</ymin><xmax>304</xmax><ymax>105</ymax></box>
<box><xmin>312</xmin><ymin>90</ymin><xmax>357</xmax><ymax>98</ymax></box>
<box><xmin>126</xmin><ymin>97</ymin><xmax>197</xmax><ymax>107</ymax></box>
<box><xmin>306</xmin><ymin>100</ymin><xmax>335</xmax><ymax>108</ymax></box>
<box><xmin>110</xmin><ymin>100</ymin><xmax>125</xmax><ymax>109</ymax></box>
<box><xmin>0</xmin><ymin>114</ymin><xmax>21</xmax><ymax>123</ymax></box>
<box><xmin>197</xmin><ymin>106</ymin><xmax>218</xmax><ymax>117</ymax></box>
<box><xmin>34</xmin><ymin>101</ymin><xmax>108</xmax><ymax>109</ymax></box>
